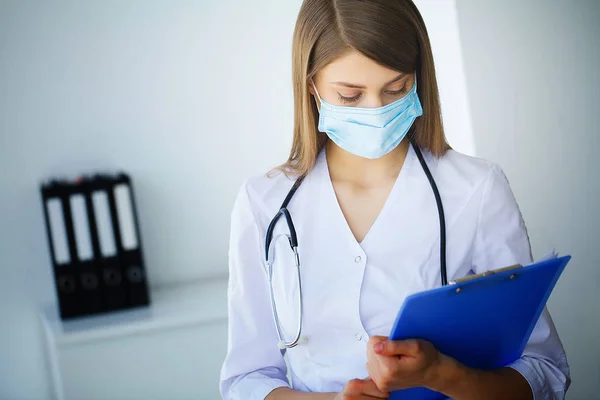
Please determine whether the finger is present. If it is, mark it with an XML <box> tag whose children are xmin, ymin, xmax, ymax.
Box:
<box><xmin>368</xmin><ymin>336</ymin><xmax>388</xmax><ymax>347</ymax></box>
<box><xmin>344</xmin><ymin>378</ymin><xmax>366</xmax><ymax>395</ymax></box>
<box><xmin>357</xmin><ymin>394</ymin><xmax>390</xmax><ymax>399</ymax></box>
<box><xmin>367</xmin><ymin>336</ymin><xmax>388</xmax><ymax>354</ymax></box>
<box><xmin>344</xmin><ymin>379</ymin><xmax>389</xmax><ymax>398</ymax></box>
<box><xmin>374</xmin><ymin>338</ymin><xmax>421</xmax><ymax>356</ymax></box>
<box><xmin>361</xmin><ymin>377</ymin><xmax>389</xmax><ymax>397</ymax></box>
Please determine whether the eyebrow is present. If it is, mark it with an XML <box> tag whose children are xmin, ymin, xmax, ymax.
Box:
<box><xmin>330</xmin><ymin>72</ymin><xmax>407</xmax><ymax>89</ymax></box>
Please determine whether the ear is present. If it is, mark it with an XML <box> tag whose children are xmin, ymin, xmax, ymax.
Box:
<box><xmin>306</xmin><ymin>85</ymin><xmax>318</xmax><ymax>109</ymax></box>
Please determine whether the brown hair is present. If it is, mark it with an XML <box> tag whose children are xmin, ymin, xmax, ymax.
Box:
<box><xmin>278</xmin><ymin>0</ymin><xmax>450</xmax><ymax>177</ymax></box>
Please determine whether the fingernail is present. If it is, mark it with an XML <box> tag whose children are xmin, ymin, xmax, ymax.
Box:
<box><xmin>375</xmin><ymin>342</ymin><xmax>385</xmax><ymax>353</ymax></box>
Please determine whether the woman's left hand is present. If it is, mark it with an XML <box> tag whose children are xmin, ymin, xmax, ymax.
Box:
<box><xmin>366</xmin><ymin>336</ymin><xmax>448</xmax><ymax>393</ymax></box>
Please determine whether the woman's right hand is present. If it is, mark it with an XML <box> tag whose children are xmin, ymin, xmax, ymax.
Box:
<box><xmin>334</xmin><ymin>378</ymin><xmax>389</xmax><ymax>399</ymax></box>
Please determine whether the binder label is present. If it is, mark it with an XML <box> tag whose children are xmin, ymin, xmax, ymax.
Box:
<box><xmin>70</xmin><ymin>194</ymin><xmax>93</xmax><ymax>261</ymax></box>
<box><xmin>114</xmin><ymin>184</ymin><xmax>138</xmax><ymax>250</ymax></box>
<box><xmin>46</xmin><ymin>198</ymin><xmax>70</xmax><ymax>265</ymax></box>
<box><xmin>92</xmin><ymin>191</ymin><xmax>117</xmax><ymax>257</ymax></box>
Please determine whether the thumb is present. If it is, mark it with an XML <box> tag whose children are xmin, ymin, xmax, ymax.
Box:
<box><xmin>369</xmin><ymin>335</ymin><xmax>388</xmax><ymax>343</ymax></box>
<box><xmin>368</xmin><ymin>336</ymin><xmax>387</xmax><ymax>353</ymax></box>
<box><xmin>374</xmin><ymin>339</ymin><xmax>420</xmax><ymax>356</ymax></box>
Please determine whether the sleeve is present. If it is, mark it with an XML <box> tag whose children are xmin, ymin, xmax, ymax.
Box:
<box><xmin>471</xmin><ymin>164</ymin><xmax>571</xmax><ymax>399</ymax></box>
<box><xmin>219</xmin><ymin>180</ymin><xmax>290</xmax><ymax>400</ymax></box>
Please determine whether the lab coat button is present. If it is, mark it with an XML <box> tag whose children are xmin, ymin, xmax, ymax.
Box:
<box><xmin>355</xmin><ymin>256</ymin><xmax>362</xmax><ymax>263</ymax></box>
<box><xmin>355</xmin><ymin>333</ymin><xmax>363</xmax><ymax>341</ymax></box>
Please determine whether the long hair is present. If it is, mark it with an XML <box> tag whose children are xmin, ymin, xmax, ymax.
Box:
<box><xmin>279</xmin><ymin>0</ymin><xmax>450</xmax><ymax>177</ymax></box>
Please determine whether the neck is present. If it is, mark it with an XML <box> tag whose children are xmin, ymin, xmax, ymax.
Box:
<box><xmin>325</xmin><ymin>140</ymin><xmax>410</xmax><ymax>187</ymax></box>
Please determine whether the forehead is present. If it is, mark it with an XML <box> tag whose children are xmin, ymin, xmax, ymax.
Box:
<box><xmin>317</xmin><ymin>50</ymin><xmax>403</xmax><ymax>85</ymax></box>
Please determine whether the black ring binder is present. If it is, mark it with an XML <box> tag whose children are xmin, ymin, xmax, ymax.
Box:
<box><xmin>41</xmin><ymin>173</ymin><xmax>151</xmax><ymax>319</ymax></box>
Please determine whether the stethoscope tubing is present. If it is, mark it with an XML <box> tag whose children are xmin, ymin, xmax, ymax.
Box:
<box><xmin>264</xmin><ymin>142</ymin><xmax>447</xmax><ymax>349</ymax></box>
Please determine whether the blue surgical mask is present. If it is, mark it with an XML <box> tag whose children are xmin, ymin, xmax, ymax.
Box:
<box><xmin>313</xmin><ymin>78</ymin><xmax>423</xmax><ymax>159</ymax></box>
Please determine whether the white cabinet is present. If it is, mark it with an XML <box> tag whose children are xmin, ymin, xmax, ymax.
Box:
<box><xmin>41</xmin><ymin>279</ymin><xmax>228</xmax><ymax>400</ymax></box>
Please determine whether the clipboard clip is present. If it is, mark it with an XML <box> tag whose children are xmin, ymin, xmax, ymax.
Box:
<box><xmin>449</xmin><ymin>264</ymin><xmax>522</xmax><ymax>285</ymax></box>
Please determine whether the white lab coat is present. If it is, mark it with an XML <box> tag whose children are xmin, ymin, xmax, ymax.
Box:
<box><xmin>220</xmin><ymin>145</ymin><xmax>570</xmax><ymax>399</ymax></box>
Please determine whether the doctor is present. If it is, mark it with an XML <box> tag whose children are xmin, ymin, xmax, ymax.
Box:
<box><xmin>220</xmin><ymin>0</ymin><xmax>570</xmax><ymax>399</ymax></box>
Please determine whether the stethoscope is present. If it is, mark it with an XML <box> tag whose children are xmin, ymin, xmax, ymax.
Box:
<box><xmin>264</xmin><ymin>140</ymin><xmax>447</xmax><ymax>350</ymax></box>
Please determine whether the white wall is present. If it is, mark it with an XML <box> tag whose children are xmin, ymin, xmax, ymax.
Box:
<box><xmin>455</xmin><ymin>1</ymin><xmax>600</xmax><ymax>399</ymax></box>
<box><xmin>0</xmin><ymin>1</ymin><xmax>299</xmax><ymax>398</ymax></box>
<box><xmin>0</xmin><ymin>1</ymin><xmax>472</xmax><ymax>398</ymax></box>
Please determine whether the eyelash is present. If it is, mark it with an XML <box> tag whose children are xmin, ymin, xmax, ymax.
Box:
<box><xmin>387</xmin><ymin>87</ymin><xmax>408</xmax><ymax>96</ymax></box>
<box><xmin>338</xmin><ymin>93</ymin><xmax>362</xmax><ymax>104</ymax></box>
<box><xmin>337</xmin><ymin>86</ymin><xmax>408</xmax><ymax>104</ymax></box>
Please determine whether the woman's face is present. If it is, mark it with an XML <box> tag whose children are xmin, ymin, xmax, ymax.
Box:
<box><xmin>312</xmin><ymin>50</ymin><xmax>415</xmax><ymax>108</ymax></box>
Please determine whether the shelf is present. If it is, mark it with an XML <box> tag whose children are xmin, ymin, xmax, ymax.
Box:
<box><xmin>41</xmin><ymin>277</ymin><xmax>229</xmax><ymax>346</ymax></box>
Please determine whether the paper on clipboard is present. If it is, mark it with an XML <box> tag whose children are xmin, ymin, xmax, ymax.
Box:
<box><xmin>526</xmin><ymin>249</ymin><xmax>559</xmax><ymax>266</ymax></box>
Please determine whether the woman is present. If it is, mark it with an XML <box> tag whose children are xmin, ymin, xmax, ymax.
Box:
<box><xmin>220</xmin><ymin>0</ymin><xmax>570</xmax><ymax>399</ymax></box>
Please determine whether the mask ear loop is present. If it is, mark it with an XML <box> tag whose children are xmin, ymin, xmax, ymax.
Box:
<box><xmin>310</xmin><ymin>79</ymin><xmax>323</xmax><ymax>110</ymax></box>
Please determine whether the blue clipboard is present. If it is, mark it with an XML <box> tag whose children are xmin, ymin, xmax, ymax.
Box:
<box><xmin>387</xmin><ymin>255</ymin><xmax>571</xmax><ymax>400</ymax></box>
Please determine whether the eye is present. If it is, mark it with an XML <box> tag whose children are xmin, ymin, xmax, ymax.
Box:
<box><xmin>337</xmin><ymin>92</ymin><xmax>362</xmax><ymax>104</ymax></box>
<box><xmin>386</xmin><ymin>85</ymin><xmax>408</xmax><ymax>97</ymax></box>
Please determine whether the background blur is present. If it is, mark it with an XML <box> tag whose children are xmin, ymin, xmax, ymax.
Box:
<box><xmin>0</xmin><ymin>0</ymin><xmax>598</xmax><ymax>399</ymax></box>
